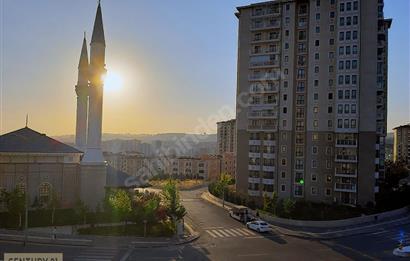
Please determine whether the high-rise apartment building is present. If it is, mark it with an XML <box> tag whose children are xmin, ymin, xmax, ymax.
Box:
<box><xmin>217</xmin><ymin>119</ymin><xmax>237</xmax><ymax>155</ymax></box>
<box><xmin>235</xmin><ymin>0</ymin><xmax>391</xmax><ymax>206</ymax></box>
<box><xmin>393</xmin><ymin>124</ymin><xmax>410</xmax><ymax>167</ymax></box>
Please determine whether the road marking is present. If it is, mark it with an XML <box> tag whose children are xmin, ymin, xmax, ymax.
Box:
<box><xmin>203</xmin><ymin>226</ymin><xmax>224</xmax><ymax>229</ymax></box>
<box><xmin>371</xmin><ymin>230</ymin><xmax>386</xmax><ymax>235</ymax></box>
<box><xmin>244</xmin><ymin>236</ymin><xmax>264</xmax><ymax>239</ymax></box>
<box><xmin>227</xmin><ymin>228</ymin><xmax>244</xmax><ymax>236</ymax></box>
<box><xmin>218</xmin><ymin>229</ymin><xmax>231</xmax><ymax>237</ymax></box>
<box><xmin>239</xmin><ymin>228</ymin><xmax>255</xmax><ymax>236</ymax></box>
<box><xmin>223</xmin><ymin>229</ymin><xmax>237</xmax><ymax>237</ymax></box>
<box><xmin>212</xmin><ymin>230</ymin><xmax>225</xmax><ymax>237</ymax></box>
<box><xmin>205</xmin><ymin>230</ymin><xmax>218</xmax><ymax>238</ymax></box>
<box><xmin>237</xmin><ymin>253</ymin><xmax>269</xmax><ymax>257</ymax></box>
<box><xmin>233</xmin><ymin>228</ymin><xmax>249</xmax><ymax>236</ymax></box>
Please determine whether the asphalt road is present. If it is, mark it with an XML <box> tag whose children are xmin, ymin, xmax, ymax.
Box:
<box><xmin>1</xmin><ymin>187</ymin><xmax>408</xmax><ymax>260</ymax></box>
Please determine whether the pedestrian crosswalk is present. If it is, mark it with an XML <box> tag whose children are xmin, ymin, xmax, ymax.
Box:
<box><xmin>73</xmin><ymin>247</ymin><xmax>118</xmax><ymax>261</ymax></box>
<box><xmin>371</xmin><ymin>229</ymin><xmax>410</xmax><ymax>244</ymax></box>
<box><xmin>205</xmin><ymin>227</ymin><xmax>258</xmax><ymax>238</ymax></box>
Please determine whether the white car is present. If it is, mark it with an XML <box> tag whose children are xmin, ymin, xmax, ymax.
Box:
<box><xmin>246</xmin><ymin>220</ymin><xmax>272</xmax><ymax>233</ymax></box>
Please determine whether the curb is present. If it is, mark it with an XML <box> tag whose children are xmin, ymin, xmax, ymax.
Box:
<box><xmin>0</xmin><ymin>233</ymin><xmax>92</xmax><ymax>246</ymax></box>
<box><xmin>201</xmin><ymin>190</ymin><xmax>410</xmax><ymax>240</ymax></box>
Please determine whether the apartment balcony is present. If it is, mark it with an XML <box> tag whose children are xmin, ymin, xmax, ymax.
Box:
<box><xmin>335</xmin><ymin>139</ymin><xmax>358</xmax><ymax>148</ymax></box>
<box><xmin>248</xmin><ymin>189</ymin><xmax>261</xmax><ymax>197</ymax></box>
<box><xmin>249</xmin><ymin>73</ymin><xmax>280</xmax><ymax>81</ymax></box>
<box><xmin>262</xmin><ymin>153</ymin><xmax>275</xmax><ymax>159</ymax></box>
<box><xmin>249</xmin><ymin>100</ymin><xmax>279</xmax><ymax>107</ymax></box>
<box><xmin>262</xmin><ymin>178</ymin><xmax>274</xmax><ymax>185</ymax></box>
<box><xmin>249</xmin><ymin>152</ymin><xmax>260</xmax><ymax>158</ymax></box>
<box><xmin>249</xmin><ymin>140</ymin><xmax>261</xmax><ymax>146</ymax></box>
<box><xmin>248</xmin><ymin>177</ymin><xmax>260</xmax><ymax>184</ymax></box>
<box><xmin>334</xmin><ymin>183</ymin><xmax>357</xmax><ymax>193</ymax></box>
<box><xmin>251</xmin><ymin>9</ymin><xmax>281</xmax><ymax>18</ymax></box>
<box><xmin>335</xmin><ymin>155</ymin><xmax>358</xmax><ymax>163</ymax></box>
<box><xmin>263</xmin><ymin>140</ymin><xmax>276</xmax><ymax>146</ymax></box>
<box><xmin>250</xmin><ymin>21</ymin><xmax>281</xmax><ymax>31</ymax></box>
<box><xmin>249</xmin><ymin>60</ymin><xmax>280</xmax><ymax>68</ymax></box>
<box><xmin>251</xmin><ymin>36</ymin><xmax>281</xmax><ymax>44</ymax></box>
<box><xmin>262</xmin><ymin>165</ymin><xmax>275</xmax><ymax>172</ymax></box>
<box><xmin>248</xmin><ymin>124</ymin><xmax>277</xmax><ymax>131</ymax></box>
<box><xmin>249</xmin><ymin>84</ymin><xmax>279</xmax><ymax>94</ymax></box>
<box><xmin>335</xmin><ymin>169</ymin><xmax>357</xmax><ymax>178</ymax></box>
<box><xmin>248</xmin><ymin>164</ymin><xmax>261</xmax><ymax>171</ymax></box>
<box><xmin>248</xmin><ymin>110</ymin><xmax>278</xmax><ymax>119</ymax></box>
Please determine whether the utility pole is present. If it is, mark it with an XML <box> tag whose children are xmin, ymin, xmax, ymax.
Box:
<box><xmin>23</xmin><ymin>177</ymin><xmax>28</xmax><ymax>247</ymax></box>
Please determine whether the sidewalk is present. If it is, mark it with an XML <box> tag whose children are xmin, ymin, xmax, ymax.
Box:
<box><xmin>0</xmin><ymin>221</ymin><xmax>199</xmax><ymax>247</ymax></box>
<box><xmin>201</xmin><ymin>191</ymin><xmax>410</xmax><ymax>240</ymax></box>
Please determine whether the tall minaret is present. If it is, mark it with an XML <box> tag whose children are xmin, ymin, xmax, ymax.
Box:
<box><xmin>75</xmin><ymin>33</ymin><xmax>89</xmax><ymax>152</ymax></box>
<box><xmin>82</xmin><ymin>1</ymin><xmax>106</xmax><ymax>163</ymax></box>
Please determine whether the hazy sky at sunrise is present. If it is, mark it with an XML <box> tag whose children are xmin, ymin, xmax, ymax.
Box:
<box><xmin>0</xmin><ymin>0</ymin><xmax>409</xmax><ymax>135</ymax></box>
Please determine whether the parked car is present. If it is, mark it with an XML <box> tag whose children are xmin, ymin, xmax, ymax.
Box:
<box><xmin>246</xmin><ymin>220</ymin><xmax>272</xmax><ymax>233</ymax></box>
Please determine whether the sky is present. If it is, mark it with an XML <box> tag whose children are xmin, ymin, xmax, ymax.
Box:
<box><xmin>0</xmin><ymin>0</ymin><xmax>409</xmax><ymax>136</ymax></box>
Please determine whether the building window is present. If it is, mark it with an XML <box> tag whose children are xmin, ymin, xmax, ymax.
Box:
<box><xmin>312</xmin><ymin>146</ymin><xmax>318</xmax><ymax>154</ymax></box>
<box><xmin>315</xmin><ymin>53</ymin><xmax>320</xmax><ymax>60</ymax></box>
<box><xmin>326</xmin><ymin>175</ymin><xmax>332</xmax><ymax>183</ymax></box>
<box><xmin>281</xmin><ymin>171</ymin><xmax>286</xmax><ymax>179</ymax></box>
<box><xmin>314</xmin><ymin>93</ymin><xmax>319</xmax><ymax>100</ymax></box>
<box><xmin>330</xmin><ymin>11</ymin><xmax>335</xmax><ymax>19</ymax></box>
<box><xmin>328</xmin><ymin>93</ymin><xmax>333</xmax><ymax>100</ymax></box>
<box><xmin>311</xmin><ymin>187</ymin><xmax>318</xmax><ymax>195</ymax></box>
<box><xmin>281</xmin><ymin>184</ymin><xmax>286</xmax><ymax>192</ymax></box>
<box><xmin>281</xmin><ymin>158</ymin><xmax>287</xmax><ymax>166</ymax></box>
<box><xmin>330</xmin><ymin>25</ymin><xmax>335</xmax><ymax>32</ymax></box>
<box><xmin>316</xmin><ymin>13</ymin><xmax>320</xmax><ymax>20</ymax></box>
<box><xmin>315</xmin><ymin>66</ymin><xmax>319</xmax><ymax>73</ymax></box>
<box><xmin>312</xmin><ymin>133</ymin><xmax>319</xmax><ymax>141</ymax></box>
<box><xmin>315</xmin><ymin>40</ymin><xmax>320</xmax><ymax>47</ymax></box>
<box><xmin>311</xmin><ymin>173</ymin><xmax>317</xmax><ymax>182</ymax></box>
<box><xmin>329</xmin><ymin>38</ymin><xmax>335</xmax><ymax>45</ymax></box>
<box><xmin>281</xmin><ymin>145</ymin><xmax>287</xmax><ymax>153</ymax></box>
<box><xmin>325</xmin><ymin>188</ymin><xmax>332</xmax><ymax>196</ymax></box>
<box><xmin>315</xmin><ymin>26</ymin><xmax>320</xmax><ymax>33</ymax></box>
<box><xmin>313</xmin><ymin>120</ymin><xmax>318</xmax><ymax>127</ymax></box>
<box><xmin>312</xmin><ymin>160</ymin><xmax>318</xmax><ymax>168</ymax></box>
<box><xmin>313</xmin><ymin>106</ymin><xmax>318</xmax><ymax>113</ymax></box>
<box><xmin>328</xmin><ymin>120</ymin><xmax>333</xmax><ymax>127</ymax></box>
<box><xmin>283</xmin><ymin>107</ymin><xmax>287</xmax><ymax>114</ymax></box>
<box><xmin>39</xmin><ymin>182</ymin><xmax>52</xmax><ymax>204</ymax></box>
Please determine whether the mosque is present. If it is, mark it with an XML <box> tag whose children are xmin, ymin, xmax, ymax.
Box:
<box><xmin>0</xmin><ymin>2</ymin><xmax>125</xmax><ymax>210</ymax></box>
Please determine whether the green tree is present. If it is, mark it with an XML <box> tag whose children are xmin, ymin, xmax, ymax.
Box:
<box><xmin>217</xmin><ymin>173</ymin><xmax>234</xmax><ymax>208</ymax></box>
<box><xmin>384</xmin><ymin>161</ymin><xmax>409</xmax><ymax>189</ymax></box>
<box><xmin>47</xmin><ymin>190</ymin><xmax>61</xmax><ymax>225</ymax></box>
<box><xmin>283</xmin><ymin>198</ymin><xmax>296</xmax><ymax>218</ymax></box>
<box><xmin>161</xmin><ymin>180</ymin><xmax>186</xmax><ymax>229</ymax></box>
<box><xmin>2</xmin><ymin>188</ymin><xmax>26</xmax><ymax>228</ymax></box>
<box><xmin>74</xmin><ymin>199</ymin><xmax>89</xmax><ymax>225</ymax></box>
<box><xmin>263</xmin><ymin>192</ymin><xmax>278</xmax><ymax>216</ymax></box>
<box><xmin>108</xmin><ymin>189</ymin><xmax>132</xmax><ymax>223</ymax></box>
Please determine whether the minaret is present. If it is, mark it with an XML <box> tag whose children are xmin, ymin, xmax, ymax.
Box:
<box><xmin>75</xmin><ymin>33</ymin><xmax>89</xmax><ymax>152</ymax></box>
<box><xmin>82</xmin><ymin>1</ymin><xmax>106</xmax><ymax>163</ymax></box>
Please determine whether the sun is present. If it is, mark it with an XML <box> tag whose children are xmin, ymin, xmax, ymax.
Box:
<box><xmin>103</xmin><ymin>72</ymin><xmax>123</xmax><ymax>92</ymax></box>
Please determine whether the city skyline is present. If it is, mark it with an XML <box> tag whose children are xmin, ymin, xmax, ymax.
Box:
<box><xmin>1</xmin><ymin>0</ymin><xmax>409</xmax><ymax>136</ymax></box>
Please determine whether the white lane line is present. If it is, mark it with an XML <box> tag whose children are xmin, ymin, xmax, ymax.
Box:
<box><xmin>240</xmin><ymin>228</ymin><xmax>256</xmax><ymax>236</ymax></box>
<box><xmin>212</xmin><ymin>230</ymin><xmax>225</xmax><ymax>238</ymax></box>
<box><xmin>203</xmin><ymin>226</ymin><xmax>224</xmax><ymax>229</ymax></box>
<box><xmin>223</xmin><ymin>229</ymin><xmax>238</xmax><ymax>237</ymax></box>
<box><xmin>244</xmin><ymin>236</ymin><xmax>264</xmax><ymax>239</ymax></box>
<box><xmin>232</xmin><ymin>228</ymin><xmax>249</xmax><ymax>236</ymax></box>
<box><xmin>205</xmin><ymin>230</ymin><xmax>218</xmax><ymax>238</ymax></box>
<box><xmin>228</xmin><ymin>229</ymin><xmax>244</xmax><ymax>236</ymax></box>
<box><xmin>371</xmin><ymin>230</ymin><xmax>387</xmax><ymax>235</ymax></box>
<box><xmin>218</xmin><ymin>229</ymin><xmax>231</xmax><ymax>237</ymax></box>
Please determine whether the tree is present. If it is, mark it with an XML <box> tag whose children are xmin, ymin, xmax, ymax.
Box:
<box><xmin>161</xmin><ymin>180</ymin><xmax>186</xmax><ymax>228</ymax></box>
<box><xmin>263</xmin><ymin>192</ymin><xmax>278</xmax><ymax>216</ymax></box>
<box><xmin>47</xmin><ymin>190</ymin><xmax>61</xmax><ymax>225</ymax></box>
<box><xmin>283</xmin><ymin>198</ymin><xmax>296</xmax><ymax>218</ymax></box>
<box><xmin>108</xmin><ymin>189</ymin><xmax>132</xmax><ymax>223</ymax></box>
<box><xmin>74</xmin><ymin>199</ymin><xmax>89</xmax><ymax>225</ymax></box>
<box><xmin>217</xmin><ymin>173</ymin><xmax>234</xmax><ymax>208</ymax></box>
<box><xmin>2</xmin><ymin>188</ymin><xmax>26</xmax><ymax>228</ymax></box>
<box><xmin>384</xmin><ymin>161</ymin><xmax>409</xmax><ymax>189</ymax></box>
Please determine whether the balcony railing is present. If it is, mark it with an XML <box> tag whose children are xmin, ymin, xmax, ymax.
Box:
<box><xmin>249</xmin><ymin>73</ymin><xmax>280</xmax><ymax>81</ymax></box>
<box><xmin>335</xmin><ymin>155</ymin><xmax>358</xmax><ymax>162</ymax></box>
<box><xmin>251</xmin><ymin>21</ymin><xmax>281</xmax><ymax>30</ymax></box>
<box><xmin>336</xmin><ymin>139</ymin><xmax>357</xmax><ymax>147</ymax></box>
<box><xmin>334</xmin><ymin>183</ymin><xmax>357</xmax><ymax>192</ymax></box>
<box><xmin>335</xmin><ymin>169</ymin><xmax>357</xmax><ymax>177</ymax></box>
<box><xmin>248</xmin><ymin>189</ymin><xmax>260</xmax><ymax>197</ymax></box>
<box><xmin>248</xmin><ymin>164</ymin><xmax>260</xmax><ymax>171</ymax></box>
<box><xmin>249</xmin><ymin>85</ymin><xmax>279</xmax><ymax>94</ymax></box>
<box><xmin>248</xmin><ymin>111</ymin><xmax>278</xmax><ymax>119</ymax></box>
<box><xmin>248</xmin><ymin>124</ymin><xmax>277</xmax><ymax>131</ymax></box>
<box><xmin>262</xmin><ymin>178</ymin><xmax>274</xmax><ymax>185</ymax></box>
<box><xmin>249</xmin><ymin>60</ymin><xmax>280</xmax><ymax>68</ymax></box>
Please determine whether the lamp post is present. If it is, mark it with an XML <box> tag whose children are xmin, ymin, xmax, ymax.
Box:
<box><xmin>23</xmin><ymin>177</ymin><xmax>29</xmax><ymax>247</ymax></box>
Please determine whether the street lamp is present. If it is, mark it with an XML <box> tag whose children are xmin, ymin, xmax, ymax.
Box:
<box><xmin>23</xmin><ymin>176</ymin><xmax>29</xmax><ymax>247</ymax></box>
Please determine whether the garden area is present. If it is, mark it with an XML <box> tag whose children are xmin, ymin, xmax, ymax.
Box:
<box><xmin>149</xmin><ymin>178</ymin><xmax>206</xmax><ymax>190</ymax></box>
<box><xmin>208</xmin><ymin>164</ymin><xmax>410</xmax><ymax>221</ymax></box>
<box><xmin>0</xmin><ymin>180</ymin><xmax>186</xmax><ymax>237</ymax></box>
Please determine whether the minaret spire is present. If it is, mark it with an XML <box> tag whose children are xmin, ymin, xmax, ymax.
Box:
<box><xmin>75</xmin><ymin>34</ymin><xmax>89</xmax><ymax>152</ymax></box>
<box><xmin>91</xmin><ymin>1</ymin><xmax>105</xmax><ymax>46</ymax></box>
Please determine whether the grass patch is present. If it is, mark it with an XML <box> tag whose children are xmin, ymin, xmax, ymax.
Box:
<box><xmin>150</xmin><ymin>179</ymin><xmax>205</xmax><ymax>190</ymax></box>
<box><xmin>77</xmin><ymin>222</ymin><xmax>175</xmax><ymax>237</ymax></box>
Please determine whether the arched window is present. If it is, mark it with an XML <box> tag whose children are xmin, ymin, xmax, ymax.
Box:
<box><xmin>39</xmin><ymin>183</ymin><xmax>52</xmax><ymax>204</ymax></box>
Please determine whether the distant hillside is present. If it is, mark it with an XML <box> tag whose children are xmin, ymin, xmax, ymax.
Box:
<box><xmin>53</xmin><ymin>133</ymin><xmax>217</xmax><ymax>144</ymax></box>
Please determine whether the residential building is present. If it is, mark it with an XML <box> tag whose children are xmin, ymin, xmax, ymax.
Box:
<box><xmin>222</xmin><ymin>152</ymin><xmax>236</xmax><ymax>178</ymax></box>
<box><xmin>103</xmin><ymin>151</ymin><xmax>144</xmax><ymax>176</ymax></box>
<box><xmin>217</xmin><ymin>119</ymin><xmax>237</xmax><ymax>155</ymax></box>
<box><xmin>235</xmin><ymin>0</ymin><xmax>391</xmax><ymax>206</ymax></box>
<box><xmin>393</xmin><ymin>124</ymin><xmax>410</xmax><ymax>166</ymax></box>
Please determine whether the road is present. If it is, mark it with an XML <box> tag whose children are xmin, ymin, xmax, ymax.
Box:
<box><xmin>1</xmin><ymin>187</ymin><xmax>408</xmax><ymax>260</ymax></box>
